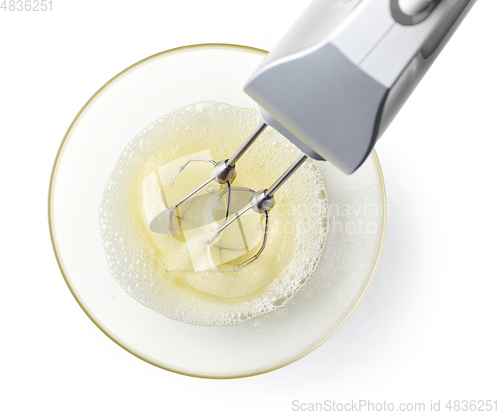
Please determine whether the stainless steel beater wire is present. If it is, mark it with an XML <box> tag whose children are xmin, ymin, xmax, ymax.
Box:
<box><xmin>209</xmin><ymin>154</ymin><xmax>309</xmax><ymax>243</ymax></box>
<box><xmin>227</xmin><ymin>120</ymin><xmax>267</xmax><ymax>167</ymax></box>
<box><xmin>172</xmin><ymin>120</ymin><xmax>266</xmax><ymax>217</ymax></box>
<box><xmin>224</xmin><ymin>182</ymin><xmax>231</xmax><ymax>222</ymax></box>
<box><xmin>171</xmin><ymin>176</ymin><xmax>216</xmax><ymax>212</ymax></box>
<box><xmin>178</xmin><ymin>158</ymin><xmax>216</xmax><ymax>174</ymax></box>
<box><xmin>266</xmin><ymin>154</ymin><xmax>309</xmax><ymax>197</ymax></box>
<box><xmin>169</xmin><ymin>158</ymin><xmax>217</xmax><ymax>212</ymax></box>
<box><xmin>211</xmin><ymin>187</ymin><xmax>255</xmax><ymax>243</ymax></box>
<box><xmin>237</xmin><ymin>210</ymin><xmax>269</xmax><ymax>268</ymax></box>
<box><xmin>208</xmin><ymin>204</ymin><xmax>253</xmax><ymax>244</ymax></box>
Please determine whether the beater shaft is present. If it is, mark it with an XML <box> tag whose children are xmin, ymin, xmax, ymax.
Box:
<box><xmin>267</xmin><ymin>154</ymin><xmax>308</xmax><ymax>197</ymax></box>
<box><xmin>227</xmin><ymin>120</ymin><xmax>267</xmax><ymax>167</ymax></box>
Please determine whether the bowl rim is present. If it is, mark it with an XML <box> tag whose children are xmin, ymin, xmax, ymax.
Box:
<box><xmin>48</xmin><ymin>43</ymin><xmax>387</xmax><ymax>379</ymax></box>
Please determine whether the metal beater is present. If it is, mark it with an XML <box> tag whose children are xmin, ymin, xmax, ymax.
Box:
<box><xmin>154</xmin><ymin>119</ymin><xmax>308</xmax><ymax>267</ymax></box>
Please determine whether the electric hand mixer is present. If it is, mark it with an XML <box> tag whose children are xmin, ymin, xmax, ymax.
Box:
<box><xmin>157</xmin><ymin>0</ymin><xmax>476</xmax><ymax>267</ymax></box>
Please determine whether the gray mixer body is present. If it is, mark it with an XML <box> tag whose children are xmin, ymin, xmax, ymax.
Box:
<box><xmin>244</xmin><ymin>0</ymin><xmax>476</xmax><ymax>174</ymax></box>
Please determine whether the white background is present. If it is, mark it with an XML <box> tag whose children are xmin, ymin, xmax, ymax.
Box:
<box><xmin>1</xmin><ymin>0</ymin><xmax>499</xmax><ymax>414</ymax></box>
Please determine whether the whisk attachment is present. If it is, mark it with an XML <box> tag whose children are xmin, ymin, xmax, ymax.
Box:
<box><xmin>150</xmin><ymin>119</ymin><xmax>309</xmax><ymax>270</ymax></box>
<box><xmin>208</xmin><ymin>154</ymin><xmax>309</xmax><ymax>267</ymax></box>
<box><xmin>168</xmin><ymin>120</ymin><xmax>268</xmax><ymax>218</ymax></box>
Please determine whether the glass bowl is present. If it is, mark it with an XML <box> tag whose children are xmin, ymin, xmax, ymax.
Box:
<box><xmin>49</xmin><ymin>44</ymin><xmax>386</xmax><ymax>378</ymax></box>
